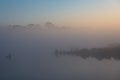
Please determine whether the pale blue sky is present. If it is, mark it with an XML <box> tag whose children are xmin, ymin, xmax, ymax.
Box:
<box><xmin>0</xmin><ymin>0</ymin><xmax>120</xmax><ymax>26</ymax></box>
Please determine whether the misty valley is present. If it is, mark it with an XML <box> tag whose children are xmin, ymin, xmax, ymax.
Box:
<box><xmin>1</xmin><ymin>0</ymin><xmax>120</xmax><ymax>80</ymax></box>
<box><xmin>0</xmin><ymin>25</ymin><xmax>120</xmax><ymax>80</ymax></box>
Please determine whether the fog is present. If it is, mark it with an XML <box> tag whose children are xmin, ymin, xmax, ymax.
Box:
<box><xmin>0</xmin><ymin>25</ymin><xmax>120</xmax><ymax>80</ymax></box>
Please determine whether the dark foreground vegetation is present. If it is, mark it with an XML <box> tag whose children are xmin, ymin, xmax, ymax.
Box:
<box><xmin>55</xmin><ymin>45</ymin><xmax>120</xmax><ymax>60</ymax></box>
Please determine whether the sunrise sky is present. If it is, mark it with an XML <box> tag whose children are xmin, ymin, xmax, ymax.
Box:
<box><xmin>0</xmin><ymin>0</ymin><xmax>120</xmax><ymax>27</ymax></box>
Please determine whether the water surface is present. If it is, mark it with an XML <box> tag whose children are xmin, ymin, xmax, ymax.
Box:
<box><xmin>0</xmin><ymin>27</ymin><xmax>120</xmax><ymax>80</ymax></box>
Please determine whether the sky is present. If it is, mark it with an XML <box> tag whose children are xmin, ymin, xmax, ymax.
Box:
<box><xmin>0</xmin><ymin>0</ymin><xmax>120</xmax><ymax>27</ymax></box>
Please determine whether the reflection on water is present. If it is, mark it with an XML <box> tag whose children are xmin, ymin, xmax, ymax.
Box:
<box><xmin>1</xmin><ymin>27</ymin><xmax>120</xmax><ymax>80</ymax></box>
<box><xmin>55</xmin><ymin>45</ymin><xmax>120</xmax><ymax>60</ymax></box>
